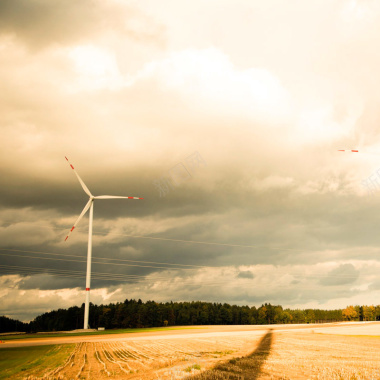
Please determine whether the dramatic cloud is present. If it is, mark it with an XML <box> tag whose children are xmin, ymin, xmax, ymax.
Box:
<box><xmin>1</xmin><ymin>0</ymin><xmax>380</xmax><ymax>321</ymax></box>
<box><xmin>319</xmin><ymin>263</ymin><xmax>359</xmax><ymax>286</ymax></box>
<box><xmin>0</xmin><ymin>0</ymin><xmax>166</xmax><ymax>49</ymax></box>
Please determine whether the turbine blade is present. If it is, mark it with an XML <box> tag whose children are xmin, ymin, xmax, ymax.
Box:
<box><xmin>65</xmin><ymin>156</ymin><xmax>93</xmax><ymax>197</ymax></box>
<box><xmin>65</xmin><ymin>199</ymin><xmax>93</xmax><ymax>241</ymax></box>
<box><xmin>94</xmin><ymin>195</ymin><xmax>144</xmax><ymax>199</ymax></box>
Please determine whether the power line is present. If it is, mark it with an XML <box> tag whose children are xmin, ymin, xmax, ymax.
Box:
<box><xmin>0</xmin><ymin>264</ymin><xmax>181</xmax><ymax>282</ymax></box>
<box><xmin>0</xmin><ymin>248</ymin><xmax>207</xmax><ymax>268</ymax></box>
<box><xmin>0</xmin><ymin>252</ymin><xmax>205</xmax><ymax>271</ymax></box>
<box><xmin>0</xmin><ymin>248</ymin><xmax>364</xmax><ymax>278</ymax></box>
<box><xmin>0</xmin><ymin>220</ymin><xmax>315</xmax><ymax>252</ymax></box>
<box><xmin>93</xmin><ymin>229</ymin><xmax>310</xmax><ymax>252</ymax></box>
<box><xmin>0</xmin><ymin>264</ymin><xmax>148</xmax><ymax>279</ymax></box>
<box><xmin>0</xmin><ymin>264</ymin><xmax>358</xmax><ymax>289</ymax></box>
<box><xmin>2</xmin><ymin>248</ymin><xmax>359</xmax><ymax>278</ymax></box>
<box><xmin>0</xmin><ymin>251</ymin><xmax>363</xmax><ymax>279</ymax></box>
<box><xmin>0</xmin><ymin>264</ymin><xmax>257</xmax><ymax>286</ymax></box>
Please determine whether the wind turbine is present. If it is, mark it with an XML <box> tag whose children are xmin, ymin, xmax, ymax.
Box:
<box><xmin>64</xmin><ymin>156</ymin><xmax>143</xmax><ymax>329</ymax></box>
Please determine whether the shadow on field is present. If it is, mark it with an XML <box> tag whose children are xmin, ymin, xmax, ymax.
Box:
<box><xmin>188</xmin><ymin>329</ymin><xmax>273</xmax><ymax>379</ymax></box>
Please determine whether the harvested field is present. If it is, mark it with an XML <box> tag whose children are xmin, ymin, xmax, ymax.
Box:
<box><xmin>189</xmin><ymin>330</ymin><xmax>380</xmax><ymax>380</ymax></box>
<box><xmin>16</xmin><ymin>334</ymin><xmax>262</xmax><ymax>379</ymax></box>
<box><xmin>2</xmin><ymin>323</ymin><xmax>380</xmax><ymax>379</ymax></box>
<box><xmin>263</xmin><ymin>332</ymin><xmax>380</xmax><ymax>380</ymax></box>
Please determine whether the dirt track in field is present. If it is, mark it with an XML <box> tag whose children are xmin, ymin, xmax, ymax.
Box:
<box><xmin>4</xmin><ymin>322</ymin><xmax>380</xmax><ymax>379</ymax></box>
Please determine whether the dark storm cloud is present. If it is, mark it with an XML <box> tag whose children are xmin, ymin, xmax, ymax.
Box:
<box><xmin>0</xmin><ymin>167</ymin><xmax>149</xmax><ymax>217</ymax></box>
<box><xmin>369</xmin><ymin>280</ymin><xmax>380</xmax><ymax>291</ymax></box>
<box><xmin>1</xmin><ymin>165</ymin><xmax>380</xmax><ymax>294</ymax></box>
<box><xmin>237</xmin><ymin>270</ymin><xmax>255</xmax><ymax>279</ymax></box>
<box><xmin>319</xmin><ymin>264</ymin><xmax>359</xmax><ymax>286</ymax></box>
<box><xmin>18</xmin><ymin>273</ymin><xmax>83</xmax><ymax>290</ymax></box>
<box><xmin>0</xmin><ymin>0</ymin><xmax>165</xmax><ymax>49</ymax></box>
<box><xmin>125</xmin><ymin>272</ymin><xmax>364</xmax><ymax>308</ymax></box>
<box><xmin>1</xmin><ymin>161</ymin><xmax>376</xmax><ymax>241</ymax></box>
<box><xmin>0</xmin><ymin>155</ymin><xmax>379</xmax><ymax>296</ymax></box>
<box><xmin>0</xmin><ymin>0</ymin><xmax>104</xmax><ymax>47</ymax></box>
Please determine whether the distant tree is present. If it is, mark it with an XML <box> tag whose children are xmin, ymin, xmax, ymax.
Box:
<box><xmin>342</xmin><ymin>306</ymin><xmax>357</xmax><ymax>321</ymax></box>
<box><xmin>167</xmin><ymin>306</ymin><xmax>176</xmax><ymax>326</ymax></box>
<box><xmin>19</xmin><ymin>300</ymin><xmax>380</xmax><ymax>332</ymax></box>
<box><xmin>265</xmin><ymin>304</ymin><xmax>276</xmax><ymax>324</ymax></box>
<box><xmin>0</xmin><ymin>316</ymin><xmax>29</xmax><ymax>333</ymax></box>
<box><xmin>275</xmin><ymin>310</ymin><xmax>292</xmax><ymax>324</ymax></box>
<box><xmin>375</xmin><ymin>305</ymin><xmax>380</xmax><ymax>321</ymax></box>
<box><xmin>291</xmin><ymin>309</ymin><xmax>305</xmax><ymax>324</ymax></box>
<box><xmin>305</xmin><ymin>309</ymin><xmax>315</xmax><ymax>323</ymax></box>
<box><xmin>282</xmin><ymin>311</ymin><xmax>292</xmax><ymax>324</ymax></box>
<box><xmin>200</xmin><ymin>304</ymin><xmax>210</xmax><ymax>324</ymax></box>
<box><xmin>240</xmin><ymin>306</ymin><xmax>250</xmax><ymax>324</ymax></box>
<box><xmin>258</xmin><ymin>306</ymin><xmax>267</xmax><ymax>324</ymax></box>
<box><xmin>359</xmin><ymin>306</ymin><xmax>364</xmax><ymax>321</ymax></box>
<box><xmin>98</xmin><ymin>307</ymin><xmax>112</xmax><ymax>329</ymax></box>
<box><xmin>249</xmin><ymin>306</ymin><xmax>258</xmax><ymax>324</ymax></box>
<box><xmin>220</xmin><ymin>304</ymin><xmax>233</xmax><ymax>324</ymax></box>
<box><xmin>363</xmin><ymin>306</ymin><xmax>375</xmax><ymax>321</ymax></box>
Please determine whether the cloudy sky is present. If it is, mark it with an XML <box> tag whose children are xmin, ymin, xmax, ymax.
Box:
<box><xmin>2</xmin><ymin>0</ymin><xmax>380</xmax><ymax>322</ymax></box>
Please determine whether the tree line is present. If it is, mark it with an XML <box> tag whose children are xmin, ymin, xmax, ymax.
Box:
<box><xmin>1</xmin><ymin>300</ymin><xmax>380</xmax><ymax>333</ymax></box>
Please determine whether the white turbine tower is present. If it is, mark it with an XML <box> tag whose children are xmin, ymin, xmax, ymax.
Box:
<box><xmin>64</xmin><ymin>156</ymin><xmax>143</xmax><ymax>329</ymax></box>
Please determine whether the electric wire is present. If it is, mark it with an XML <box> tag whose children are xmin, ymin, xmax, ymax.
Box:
<box><xmin>0</xmin><ymin>252</ymin><xmax>362</xmax><ymax>281</ymax></box>
<box><xmin>0</xmin><ymin>220</ymin><xmax>319</xmax><ymax>252</ymax></box>
<box><xmin>92</xmin><ymin>229</ymin><xmax>310</xmax><ymax>252</ymax></box>
<box><xmin>0</xmin><ymin>265</ymin><xmax>357</xmax><ymax>289</ymax></box>
<box><xmin>0</xmin><ymin>248</ymin><xmax>207</xmax><ymax>268</ymax></box>
<box><xmin>0</xmin><ymin>252</ymin><xmax>207</xmax><ymax>271</ymax></box>
<box><xmin>0</xmin><ymin>264</ymin><xmax>151</xmax><ymax>280</ymax></box>
<box><xmin>0</xmin><ymin>264</ymin><xmax>184</xmax><ymax>282</ymax></box>
<box><xmin>0</xmin><ymin>248</ymin><xmax>361</xmax><ymax>279</ymax></box>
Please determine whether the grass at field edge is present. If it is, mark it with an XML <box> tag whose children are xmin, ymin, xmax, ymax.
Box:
<box><xmin>0</xmin><ymin>344</ymin><xmax>75</xmax><ymax>379</ymax></box>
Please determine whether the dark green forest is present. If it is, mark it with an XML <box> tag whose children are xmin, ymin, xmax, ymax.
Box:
<box><xmin>1</xmin><ymin>300</ymin><xmax>380</xmax><ymax>333</ymax></box>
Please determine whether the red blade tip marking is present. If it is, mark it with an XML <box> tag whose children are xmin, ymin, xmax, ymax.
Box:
<box><xmin>352</xmin><ymin>150</ymin><xmax>358</xmax><ymax>152</ymax></box>
<box><xmin>65</xmin><ymin>156</ymin><xmax>68</xmax><ymax>161</ymax></box>
<box><xmin>65</xmin><ymin>236</ymin><xmax>68</xmax><ymax>241</ymax></box>
<box><xmin>70</xmin><ymin>164</ymin><xmax>74</xmax><ymax>169</ymax></box>
<box><xmin>86</xmin><ymin>288</ymin><xmax>90</xmax><ymax>291</ymax></box>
